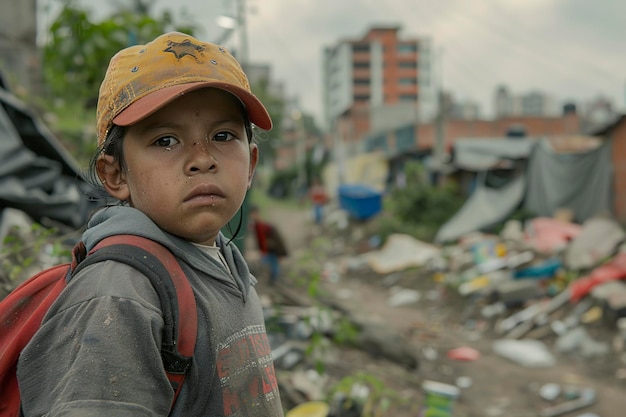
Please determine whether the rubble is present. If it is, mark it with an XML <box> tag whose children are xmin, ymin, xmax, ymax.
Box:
<box><xmin>261</xmin><ymin>209</ymin><xmax>626</xmax><ymax>415</ymax></box>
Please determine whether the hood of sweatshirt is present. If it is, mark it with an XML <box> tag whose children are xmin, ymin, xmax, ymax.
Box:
<box><xmin>82</xmin><ymin>205</ymin><xmax>254</xmax><ymax>298</ymax></box>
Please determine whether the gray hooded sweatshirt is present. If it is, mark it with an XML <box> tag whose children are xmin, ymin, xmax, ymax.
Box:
<box><xmin>17</xmin><ymin>206</ymin><xmax>284</xmax><ymax>417</ymax></box>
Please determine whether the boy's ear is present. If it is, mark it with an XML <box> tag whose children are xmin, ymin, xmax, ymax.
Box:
<box><xmin>247</xmin><ymin>143</ymin><xmax>259</xmax><ymax>189</ymax></box>
<box><xmin>97</xmin><ymin>155</ymin><xmax>130</xmax><ymax>201</ymax></box>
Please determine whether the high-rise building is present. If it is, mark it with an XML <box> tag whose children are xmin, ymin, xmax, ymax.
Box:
<box><xmin>493</xmin><ymin>85</ymin><xmax>560</xmax><ymax>118</ymax></box>
<box><xmin>322</xmin><ymin>26</ymin><xmax>436</xmax><ymax>151</ymax></box>
<box><xmin>494</xmin><ymin>85</ymin><xmax>512</xmax><ymax>119</ymax></box>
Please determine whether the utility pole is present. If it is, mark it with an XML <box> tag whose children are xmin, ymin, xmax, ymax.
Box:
<box><xmin>293</xmin><ymin>110</ymin><xmax>307</xmax><ymax>193</ymax></box>
<box><xmin>433</xmin><ymin>47</ymin><xmax>445</xmax><ymax>187</ymax></box>
<box><xmin>226</xmin><ymin>0</ymin><xmax>250</xmax><ymax>255</ymax></box>
<box><xmin>236</xmin><ymin>0</ymin><xmax>248</xmax><ymax>67</ymax></box>
<box><xmin>333</xmin><ymin>117</ymin><xmax>346</xmax><ymax>185</ymax></box>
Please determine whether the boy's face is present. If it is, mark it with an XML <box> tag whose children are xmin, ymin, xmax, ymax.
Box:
<box><xmin>101</xmin><ymin>88</ymin><xmax>258</xmax><ymax>245</ymax></box>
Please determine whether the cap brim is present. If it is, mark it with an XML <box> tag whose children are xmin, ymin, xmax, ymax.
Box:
<box><xmin>112</xmin><ymin>82</ymin><xmax>272</xmax><ymax>130</ymax></box>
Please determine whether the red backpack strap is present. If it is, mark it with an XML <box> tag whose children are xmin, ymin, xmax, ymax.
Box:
<box><xmin>74</xmin><ymin>235</ymin><xmax>198</xmax><ymax>406</ymax></box>
<box><xmin>0</xmin><ymin>263</ymin><xmax>71</xmax><ymax>417</ymax></box>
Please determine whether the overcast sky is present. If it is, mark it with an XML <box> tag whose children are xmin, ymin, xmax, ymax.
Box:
<box><xmin>63</xmin><ymin>0</ymin><xmax>626</xmax><ymax>122</ymax></box>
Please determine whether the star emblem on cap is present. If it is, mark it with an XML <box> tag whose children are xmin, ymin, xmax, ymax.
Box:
<box><xmin>163</xmin><ymin>39</ymin><xmax>206</xmax><ymax>61</ymax></box>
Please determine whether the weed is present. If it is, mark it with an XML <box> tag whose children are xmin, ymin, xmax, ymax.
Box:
<box><xmin>328</xmin><ymin>372</ymin><xmax>410</xmax><ymax>417</ymax></box>
<box><xmin>1</xmin><ymin>223</ymin><xmax>71</xmax><ymax>284</ymax></box>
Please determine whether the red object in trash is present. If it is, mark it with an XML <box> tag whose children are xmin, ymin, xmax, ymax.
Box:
<box><xmin>569</xmin><ymin>252</ymin><xmax>626</xmax><ymax>302</ymax></box>
<box><xmin>447</xmin><ymin>346</ymin><xmax>481</xmax><ymax>361</ymax></box>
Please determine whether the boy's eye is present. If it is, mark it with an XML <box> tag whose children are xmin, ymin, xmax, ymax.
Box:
<box><xmin>154</xmin><ymin>136</ymin><xmax>179</xmax><ymax>147</ymax></box>
<box><xmin>213</xmin><ymin>131</ymin><xmax>236</xmax><ymax>142</ymax></box>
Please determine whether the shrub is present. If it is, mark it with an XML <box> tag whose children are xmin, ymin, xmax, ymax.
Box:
<box><xmin>382</xmin><ymin>161</ymin><xmax>465</xmax><ymax>242</ymax></box>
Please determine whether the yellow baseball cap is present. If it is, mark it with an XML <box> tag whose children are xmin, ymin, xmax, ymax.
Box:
<box><xmin>96</xmin><ymin>31</ymin><xmax>272</xmax><ymax>145</ymax></box>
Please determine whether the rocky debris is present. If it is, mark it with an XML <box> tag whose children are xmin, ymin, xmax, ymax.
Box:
<box><xmin>259</xmin><ymin>208</ymin><xmax>626</xmax><ymax>416</ymax></box>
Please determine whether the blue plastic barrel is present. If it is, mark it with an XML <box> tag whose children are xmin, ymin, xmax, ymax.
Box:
<box><xmin>338</xmin><ymin>184</ymin><xmax>382</xmax><ymax>220</ymax></box>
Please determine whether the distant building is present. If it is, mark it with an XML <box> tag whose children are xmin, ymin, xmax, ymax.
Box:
<box><xmin>494</xmin><ymin>85</ymin><xmax>513</xmax><ymax>119</ymax></box>
<box><xmin>0</xmin><ymin>0</ymin><xmax>40</xmax><ymax>93</ymax></box>
<box><xmin>364</xmin><ymin>106</ymin><xmax>582</xmax><ymax>157</ymax></box>
<box><xmin>322</xmin><ymin>26</ymin><xmax>437</xmax><ymax>152</ymax></box>
<box><xmin>493</xmin><ymin>85</ymin><xmax>559</xmax><ymax>118</ymax></box>
<box><xmin>443</xmin><ymin>92</ymin><xmax>481</xmax><ymax>120</ymax></box>
<box><xmin>516</xmin><ymin>91</ymin><xmax>559</xmax><ymax>116</ymax></box>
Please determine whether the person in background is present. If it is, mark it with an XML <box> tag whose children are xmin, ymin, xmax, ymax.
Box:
<box><xmin>249</xmin><ymin>205</ymin><xmax>288</xmax><ymax>285</ymax></box>
<box><xmin>16</xmin><ymin>32</ymin><xmax>284</xmax><ymax>416</ymax></box>
<box><xmin>309</xmin><ymin>178</ymin><xmax>329</xmax><ymax>225</ymax></box>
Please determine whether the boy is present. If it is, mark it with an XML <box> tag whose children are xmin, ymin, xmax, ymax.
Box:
<box><xmin>17</xmin><ymin>32</ymin><xmax>284</xmax><ymax>416</ymax></box>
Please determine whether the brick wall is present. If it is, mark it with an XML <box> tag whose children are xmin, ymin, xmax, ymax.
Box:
<box><xmin>609</xmin><ymin>120</ymin><xmax>626</xmax><ymax>222</ymax></box>
<box><xmin>416</xmin><ymin>113</ymin><xmax>581</xmax><ymax>150</ymax></box>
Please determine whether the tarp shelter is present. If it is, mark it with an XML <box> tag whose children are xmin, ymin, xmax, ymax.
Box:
<box><xmin>435</xmin><ymin>137</ymin><xmax>612</xmax><ymax>243</ymax></box>
<box><xmin>0</xmin><ymin>80</ymin><xmax>99</xmax><ymax>229</ymax></box>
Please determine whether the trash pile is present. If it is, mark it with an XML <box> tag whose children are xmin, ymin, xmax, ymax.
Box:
<box><xmin>437</xmin><ymin>214</ymin><xmax>626</xmax><ymax>354</ymax></box>
<box><xmin>265</xmin><ymin>210</ymin><xmax>626</xmax><ymax>416</ymax></box>
<box><xmin>345</xmin><ymin>213</ymin><xmax>626</xmax><ymax>363</ymax></box>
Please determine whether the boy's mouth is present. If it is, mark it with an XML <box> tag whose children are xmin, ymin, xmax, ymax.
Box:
<box><xmin>184</xmin><ymin>184</ymin><xmax>226</xmax><ymax>203</ymax></box>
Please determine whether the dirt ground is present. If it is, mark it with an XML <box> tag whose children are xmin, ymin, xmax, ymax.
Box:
<box><xmin>246</xmin><ymin>202</ymin><xmax>626</xmax><ymax>417</ymax></box>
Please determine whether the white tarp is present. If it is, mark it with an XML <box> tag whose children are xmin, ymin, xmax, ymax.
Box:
<box><xmin>363</xmin><ymin>233</ymin><xmax>441</xmax><ymax>274</ymax></box>
<box><xmin>435</xmin><ymin>137</ymin><xmax>612</xmax><ymax>243</ymax></box>
<box><xmin>523</xmin><ymin>138</ymin><xmax>612</xmax><ymax>223</ymax></box>
<box><xmin>435</xmin><ymin>171</ymin><xmax>526</xmax><ymax>243</ymax></box>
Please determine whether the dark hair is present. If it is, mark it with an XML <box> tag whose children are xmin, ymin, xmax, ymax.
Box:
<box><xmin>85</xmin><ymin>125</ymin><xmax>127</xmax><ymax>202</ymax></box>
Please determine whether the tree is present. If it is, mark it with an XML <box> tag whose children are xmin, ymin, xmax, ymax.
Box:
<box><xmin>38</xmin><ymin>1</ymin><xmax>199</xmax><ymax>162</ymax></box>
<box><xmin>42</xmin><ymin>1</ymin><xmax>198</xmax><ymax>108</ymax></box>
<box><xmin>249</xmin><ymin>77</ymin><xmax>284</xmax><ymax>165</ymax></box>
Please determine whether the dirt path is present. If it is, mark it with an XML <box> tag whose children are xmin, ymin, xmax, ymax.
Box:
<box><xmin>324</xmin><ymin>273</ymin><xmax>626</xmax><ymax>416</ymax></box>
<box><xmin>248</xmin><ymin>202</ymin><xmax>626</xmax><ymax>416</ymax></box>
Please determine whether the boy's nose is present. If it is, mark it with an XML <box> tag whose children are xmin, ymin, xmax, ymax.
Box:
<box><xmin>187</xmin><ymin>141</ymin><xmax>218</xmax><ymax>173</ymax></box>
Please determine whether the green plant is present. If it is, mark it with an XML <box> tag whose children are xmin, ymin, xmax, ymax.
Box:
<box><xmin>285</xmin><ymin>235</ymin><xmax>360</xmax><ymax>372</ymax></box>
<box><xmin>1</xmin><ymin>223</ymin><xmax>71</xmax><ymax>283</ymax></box>
<box><xmin>287</xmin><ymin>236</ymin><xmax>328</xmax><ymax>296</ymax></box>
<box><xmin>332</xmin><ymin>316</ymin><xmax>359</xmax><ymax>346</ymax></box>
<box><xmin>374</xmin><ymin>211</ymin><xmax>438</xmax><ymax>243</ymax></box>
<box><xmin>382</xmin><ymin>161</ymin><xmax>465</xmax><ymax>242</ymax></box>
<box><xmin>328</xmin><ymin>372</ymin><xmax>409</xmax><ymax>417</ymax></box>
<box><xmin>33</xmin><ymin>1</ymin><xmax>204</xmax><ymax>166</ymax></box>
<box><xmin>305</xmin><ymin>330</ymin><xmax>332</xmax><ymax>375</ymax></box>
<box><xmin>285</xmin><ymin>236</ymin><xmax>330</xmax><ymax>372</ymax></box>
<box><xmin>43</xmin><ymin>2</ymin><xmax>198</xmax><ymax>108</ymax></box>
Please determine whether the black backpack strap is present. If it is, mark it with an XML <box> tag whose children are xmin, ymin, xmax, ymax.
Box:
<box><xmin>71</xmin><ymin>236</ymin><xmax>197</xmax><ymax>406</ymax></box>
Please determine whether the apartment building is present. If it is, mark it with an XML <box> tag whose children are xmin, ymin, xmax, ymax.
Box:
<box><xmin>493</xmin><ymin>85</ymin><xmax>560</xmax><ymax>118</ymax></box>
<box><xmin>322</xmin><ymin>26</ymin><xmax>437</xmax><ymax>153</ymax></box>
